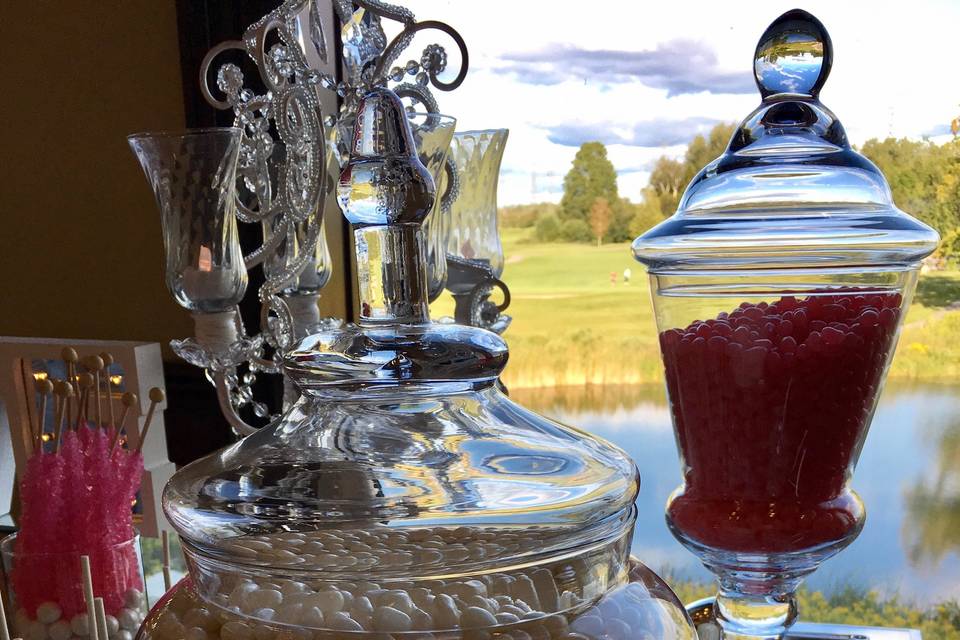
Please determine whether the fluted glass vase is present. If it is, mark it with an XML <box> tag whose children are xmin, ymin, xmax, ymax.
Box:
<box><xmin>128</xmin><ymin>128</ymin><xmax>247</xmax><ymax>314</ymax></box>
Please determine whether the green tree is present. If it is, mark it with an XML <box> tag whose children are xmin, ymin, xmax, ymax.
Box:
<box><xmin>648</xmin><ymin>156</ymin><xmax>685</xmax><ymax>217</ymax></box>
<box><xmin>560</xmin><ymin>218</ymin><xmax>592</xmax><ymax>243</ymax></box>
<box><xmin>630</xmin><ymin>189</ymin><xmax>665</xmax><ymax>237</ymax></box>
<box><xmin>561</xmin><ymin>142</ymin><xmax>620</xmax><ymax>224</ymax></box>
<box><xmin>589</xmin><ymin>197</ymin><xmax>612</xmax><ymax>246</ymax></box>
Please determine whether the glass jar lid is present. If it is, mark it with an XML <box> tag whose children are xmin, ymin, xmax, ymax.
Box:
<box><xmin>632</xmin><ymin>9</ymin><xmax>939</xmax><ymax>271</ymax></box>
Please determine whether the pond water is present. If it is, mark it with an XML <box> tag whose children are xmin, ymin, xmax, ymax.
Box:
<box><xmin>511</xmin><ymin>382</ymin><xmax>960</xmax><ymax>606</ymax></box>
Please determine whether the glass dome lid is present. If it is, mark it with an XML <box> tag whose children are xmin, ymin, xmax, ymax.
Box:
<box><xmin>633</xmin><ymin>9</ymin><xmax>939</xmax><ymax>271</ymax></box>
<box><xmin>163</xmin><ymin>89</ymin><xmax>638</xmax><ymax>586</ymax></box>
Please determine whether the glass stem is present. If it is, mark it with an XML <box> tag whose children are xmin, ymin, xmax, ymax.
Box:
<box><xmin>715</xmin><ymin>589</ymin><xmax>798</xmax><ymax>640</ymax></box>
<box><xmin>355</xmin><ymin>224</ymin><xmax>430</xmax><ymax>324</ymax></box>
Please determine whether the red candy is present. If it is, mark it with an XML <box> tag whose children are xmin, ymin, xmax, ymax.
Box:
<box><xmin>662</xmin><ymin>292</ymin><xmax>901</xmax><ymax>553</ymax></box>
<box><xmin>14</xmin><ymin>426</ymin><xmax>144</xmax><ymax>618</ymax></box>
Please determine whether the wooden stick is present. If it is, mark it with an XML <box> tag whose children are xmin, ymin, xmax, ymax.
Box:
<box><xmin>61</xmin><ymin>347</ymin><xmax>79</xmax><ymax>426</ymax></box>
<box><xmin>80</xmin><ymin>556</ymin><xmax>99</xmax><ymax>640</ymax></box>
<box><xmin>93</xmin><ymin>598</ymin><xmax>108</xmax><ymax>640</ymax></box>
<box><xmin>162</xmin><ymin>530</ymin><xmax>172</xmax><ymax>591</ymax></box>
<box><xmin>34</xmin><ymin>378</ymin><xmax>54</xmax><ymax>453</ymax></box>
<box><xmin>110</xmin><ymin>392</ymin><xmax>138</xmax><ymax>453</ymax></box>
<box><xmin>0</xmin><ymin>567</ymin><xmax>10</xmax><ymax>640</ymax></box>
<box><xmin>83</xmin><ymin>356</ymin><xmax>104</xmax><ymax>430</ymax></box>
<box><xmin>135</xmin><ymin>388</ymin><xmax>165</xmax><ymax>454</ymax></box>
<box><xmin>100</xmin><ymin>352</ymin><xmax>116</xmax><ymax>429</ymax></box>
<box><xmin>75</xmin><ymin>373</ymin><xmax>94</xmax><ymax>430</ymax></box>
<box><xmin>55</xmin><ymin>382</ymin><xmax>73</xmax><ymax>454</ymax></box>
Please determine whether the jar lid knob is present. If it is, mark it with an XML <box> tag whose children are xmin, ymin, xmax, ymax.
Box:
<box><xmin>754</xmin><ymin>9</ymin><xmax>833</xmax><ymax>99</ymax></box>
<box><xmin>337</xmin><ymin>87</ymin><xmax>435</xmax><ymax>228</ymax></box>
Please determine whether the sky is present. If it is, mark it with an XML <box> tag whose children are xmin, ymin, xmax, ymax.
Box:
<box><xmin>395</xmin><ymin>0</ymin><xmax>960</xmax><ymax>206</ymax></box>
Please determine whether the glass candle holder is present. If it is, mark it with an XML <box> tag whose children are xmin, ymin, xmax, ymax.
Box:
<box><xmin>445</xmin><ymin>129</ymin><xmax>509</xmax><ymax>294</ymax></box>
<box><xmin>2</xmin><ymin>532</ymin><xmax>148</xmax><ymax>638</ymax></box>
<box><xmin>408</xmin><ymin>113</ymin><xmax>457</xmax><ymax>301</ymax></box>
<box><xmin>128</xmin><ymin>128</ymin><xmax>247</xmax><ymax>314</ymax></box>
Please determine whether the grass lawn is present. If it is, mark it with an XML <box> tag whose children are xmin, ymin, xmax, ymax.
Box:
<box><xmin>433</xmin><ymin>228</ymin><xmax>960</xmax><ymax>388</ymax></box>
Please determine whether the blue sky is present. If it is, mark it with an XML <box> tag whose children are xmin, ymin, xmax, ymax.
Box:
<box><xmin>398</xmin><ymin>0</ymin><xmax>960</xmax><ymax>205</ymax></box>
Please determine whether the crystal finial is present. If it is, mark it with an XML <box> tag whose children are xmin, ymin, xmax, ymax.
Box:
<box><xmin>337</xmin><ymin>88</ymin><xmax>435</xmax><ymax>227</ymax></box>
<box><xmin>754</xmin><ymin>9</ymin><xmax>832</xmax><ymax>99</ymax></box>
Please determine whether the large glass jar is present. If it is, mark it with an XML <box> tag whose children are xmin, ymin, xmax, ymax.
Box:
<box><xmin>137</xmin><ymin>89</ymin><xmax>696</xmax><ymax>640</ymax></box>
<box><xmin>632</xmin><ymin>10</ymin><xmax>939</xmax><ymax>639</ymax></box>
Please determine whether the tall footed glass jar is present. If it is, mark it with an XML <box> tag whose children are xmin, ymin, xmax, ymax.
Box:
<box><xmin>632</xmin><ymin>10</ymin><xmax>939</xmax><ymax>639</ymax></box>
<box><xmin>137</xmin><ymin>89</ymin><xmax>696</xmax><ymax>640</ymax></box>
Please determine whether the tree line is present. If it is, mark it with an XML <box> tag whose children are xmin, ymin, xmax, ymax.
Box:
<box><xmin>502</xmin><ymin>123</ymin><xmax>960</xmax><ymax>264</ymax></box>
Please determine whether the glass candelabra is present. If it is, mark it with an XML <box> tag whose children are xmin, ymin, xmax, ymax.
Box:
<box><xmin>129</xmin><ymin>0</ymin><xmax>470</xmax><ymax>434</ymax></box>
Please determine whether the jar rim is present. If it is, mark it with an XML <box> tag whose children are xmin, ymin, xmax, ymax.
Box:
<box><xmin>1</xmin><ymin>531</ymin><xmax>141</xmax><ymax>559</ymax></box>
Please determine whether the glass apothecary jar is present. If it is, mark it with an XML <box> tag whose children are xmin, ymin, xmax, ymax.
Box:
<box><xmin>632</xmin><ymin>10</ymin><xmax>939</xmax><ymax>639</ymax></box>
<box><xmin>137</xmin><ymin>89</ymin><xmax>696</xmax><ymax>640</ymax></box>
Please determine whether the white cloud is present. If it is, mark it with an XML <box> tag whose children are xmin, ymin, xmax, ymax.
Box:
<box><xmin>399</xmin><ymin>0</ymin><xmax>960</xmax><ymax>205</ymax></box>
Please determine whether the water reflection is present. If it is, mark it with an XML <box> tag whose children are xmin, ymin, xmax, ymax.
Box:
<box><xmin>512</xmin><ymin>382</ymin><xmax>960</xmax><ymax>605</ymax></box>
<box><xmin>904</xmin><ymin>415</ymin><xmax>960</xmax><ymax>566</ymax></box>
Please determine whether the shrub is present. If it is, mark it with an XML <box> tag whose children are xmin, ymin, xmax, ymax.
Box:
<box><xmin>534</xmin><ymin>213</ymin><xmax>562</xmax><ymax>242</ymax></box>
<box><xmin>560</xmin><ymin>218</ymin><xmax>593</xmax><ymax>243</ymax></box>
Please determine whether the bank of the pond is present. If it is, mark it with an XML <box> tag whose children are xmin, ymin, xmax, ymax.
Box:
<box><xmin>432</xmin><ymin>232</ymin><xmax>960</xmax><ymax>389</ymax></box>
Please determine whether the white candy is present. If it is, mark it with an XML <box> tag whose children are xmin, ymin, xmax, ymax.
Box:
<box><xmin>409</xmin><ymin>606</ymin><xmax>433</xmax><ymax>631</ymax></box>
<box><xmin>312</xmin><ymin>590</ymin><xmax>343</xmax><ymax>615</ymax></box>
<box><xmin>461</xmin><ymin>606</ymin><xmax>497</xmax><ymax>629</ymax></box>
<box><xmin>495</xmin><ymin>612</ymin><xmax>520</xmax><ymax>625</ymax></box>
<box><xmin>117</xmin><ymin>631</ymin><xmax>134</xmax><ymax>640</ymax></box>
<box><xmin>183</xmin><ymin>608</ymin><xmax>217</xmax><ymax>632</ymax></box>
<box><xmin>511</xmin><ymin>576</ymin><xmax>541</xmax><ymax>610</ymax></box>
<box><xmin>37</xmin><ymin>602</ymin><xmax>62</xmax><ymax>624</ymax></box>
<box><xmin>228</xmin><ymin>583</ymin><xmax>256</xmax><ymax>608</ymax></box>
<box><xmin>279</xmin><ymin>581</ymin><xmax>307</xmax><ymax>595</ymax></box>
<box><xmin>243</xmin><ymin>589</ymin><xmax>282</xmax><ymax>612</ymax></box>
<box><xmin>184</xmin><ymin>627</ymin><xmax>209</xmax><ymax>640</ymax></box>
<box><xmin>25</xmin><ymin>621</ymin><xmax>46</xmax><ymax>640</ymax></box>
<box><xmin>372</xmin><ymin>606</ymin><xmax>411</xmax><ymax>632</ymax></box>
<box><xmin>104</xmin><ymin>615</ymin><xmax>119</xmax><ymax>638</ymax></box>
<box><xmin>71</xmin><ymin>614</ymin><xmax>90</xmax><ymax>636</ymax></box>
<box><xmin>155</xmin><ymin>615</ymin><xmax>184</xmax><ymax>639</ymax></box>
<box><xmin>572</xmin><ymin>614</ymin><xmax>605</xmax><ymax>638</ymax></box>
<box><xmin>15</xmin><ymin>609</ymin><xmax>30</xmax><ymax>633</ymax></box>
<box><xmin>300</xmin><ymin>607</ymin><xmax>324</xmax><ymax>628</ymax></box>
<box><xmin>124</xmin><ymin>589</ymin><xmax>145</xmax><ymax>611</ymax></box>
<box><xmin>49</xmin><ymin>621</ymin><xmax>72</xmax><ymax>640</ymax></box>
<box><xmin>326</xmin><ymin>612</ymin><xmax>362</xmax><ymax>632</ymax></box>
<box><xmin>250</xmin><ymin>608</ymin><xmax>275</xmax><ymax>622</ymax></box>
<box><xmin>350</xmin><ymin>596</ymin><xmax>372</xmax><ymax>617</ymax></box>
<box><xmin>219</xmin><ymin>621</ymin><xmax>253</xmax><ymax>640</ymax></box>
<box><xmin>118</xmin><ymin>609</ymin><xmax>140</xmax><ymax>632</ymax></box>
<box><xmin>432</xmin><ymin>594</ymin><xmax>460</xmax><ymax>629</ymax></box>
<box><xmin>273</xmin><ymin>603</ymin><xmax>303</xmax><ymax>625</ymax></box>
<box><xmin>532</xmin><ymin>568</ymin><xmax>560</xmax><ymax>611</ymax></box>
<box><xmin>382</xmin><ymin>591</ymin><xmax>413</xmax><ymax>615</ymax></box>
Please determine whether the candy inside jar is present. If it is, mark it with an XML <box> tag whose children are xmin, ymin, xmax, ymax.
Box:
<box><xmin>658</xmin><ymin>288</ymin><xmax>905</xmax><ymax>553</ymax></box>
